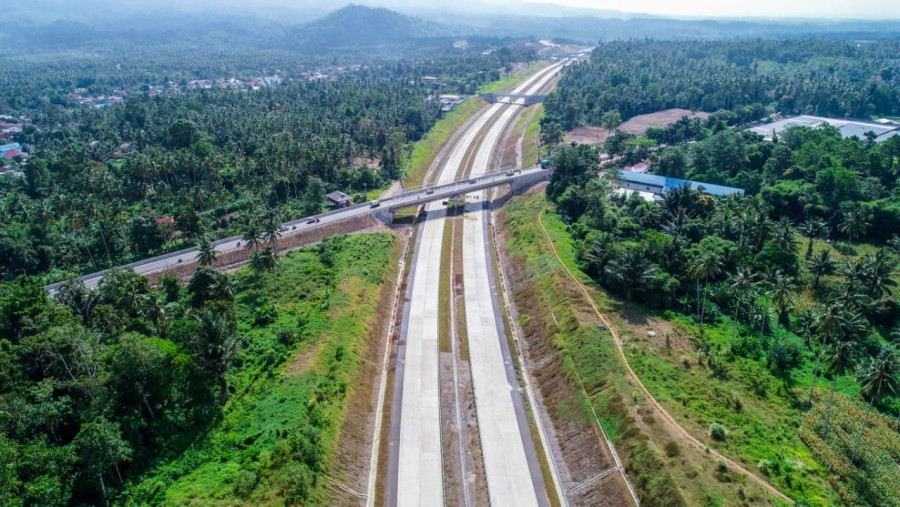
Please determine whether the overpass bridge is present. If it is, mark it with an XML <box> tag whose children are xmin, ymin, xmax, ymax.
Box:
<box><xmin>481</xmin><ymin>92</ymin><xmax>545</xmax><ymax>107</ymax></box>
<box><xmin>45</xmin><ymin>167</ymin><xmax>552</xmax><ymax>293</ymax></box>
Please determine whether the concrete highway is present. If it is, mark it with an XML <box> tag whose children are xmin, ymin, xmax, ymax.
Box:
<box><xmin>458</xmin><ymin>65</ymin><xmax>562</xmax><ymax>506</ymax></box>
<box><xmin>386</xmin><ymin>60</ymin><xmax>565</xmax><ymax>506</ymax></box>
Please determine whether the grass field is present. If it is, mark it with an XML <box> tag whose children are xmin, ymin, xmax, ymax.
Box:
<box><xmin>128</xmin><ymin>233</ymin><xmax>399</xmax><ymax>505</ymax></box>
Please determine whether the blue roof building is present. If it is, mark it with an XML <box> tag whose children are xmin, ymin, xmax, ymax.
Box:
<box><xmin>617</xmin><ymin>170</ymin><xmax>744</xmax><ymax>198</ymax></box>
<box><xmin>0</xmin><ymin>143</ymin><xmax>21</xmax><ymax>153</ymax></box>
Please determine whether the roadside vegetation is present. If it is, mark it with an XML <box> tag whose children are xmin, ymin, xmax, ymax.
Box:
<box><xmin>534</xmin><ymin>111</ymin><xmax>900</xmax><ymax>503</ymax></box>
<box><xmin>404</xmin><ymin>98</ymin><xmax>486</xmax><ymax>189</ymax></box>
<box><xmin>500</xmin><ymin>193</ymin><xmax>791</xmax><ymax>505</ymax></box>
<box><xmin>0</xmin><ymin>232</ymin><xmax>398</xmax><ymax>505</ymax></box>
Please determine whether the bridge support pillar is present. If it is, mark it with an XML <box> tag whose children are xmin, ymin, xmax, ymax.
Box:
<box><xmin>372</xmin><ymin>208</ymin><xmax>395</xmax><ymax>225</ymax></box>
<box><xmin>510</xmin><ymin>171</ymin><xmax>551</xmax><ymax>194</ymax></box>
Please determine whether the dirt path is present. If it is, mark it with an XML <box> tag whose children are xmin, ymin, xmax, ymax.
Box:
<box><xmin>536</xmin><ymin>209</ymin><xmax>795</xmax><ymax>505</ymax></box>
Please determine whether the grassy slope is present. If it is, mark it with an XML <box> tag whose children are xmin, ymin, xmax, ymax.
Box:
<box><xmin>502</xmin><ymin>194</ymin><xmax>690</xmax><ymax>505</ymax></box>
<box><xmin>128</xmin><ymin>233</ymin><xmax>398</xmax><ymax>505</ymax></box>
<box><xmin>502</xmin><ymin>193</ymin><xmax>870</xmax><ymax>505</ymax></box>
<box><xmin>521</xmin><ymin>104</ymin><xmax>543</xmax><ymax>167</ymax></box>
<box><xmin>478</xmin><ymin>61</ymin><xmax>551</xmax><ymax>94</ymax></box>
<box><xmin>537</xmin><ymin>200</ymin><xmax>900</xmax><ymax>505</ymax></box>
<box><xmin>402</xmin><ymin>60</ymin><xmax>550</xmax><ymax>190</ymax></box>
<box><xmin>538</xmin><ymin>204</ymin><xmax>834</xmax><ymax>504</ymax></box>
<box><xmin>403</xmin><ymin>98</ymin><xmax>486</xmax><ymax>190</ymax></box>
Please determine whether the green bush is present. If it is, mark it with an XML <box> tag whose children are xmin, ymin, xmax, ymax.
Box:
<box><xmin>709</xmin><ymin>423</ymin><xmax>727</xmax><ymax>442</ymax></box>
<box><xmin>233</xmin><ymin>469</ymin><xmax>257</xmax><ymax>497</ymax></box>
<box><xmin>253</xmin><ymin>303</ymin><xmax>277</xmax><ymax>326</ymax></box>
<box><xmin>664</xmin><ymin>440</ymin><xmax>681</xmax><ymax>458</ymax></box>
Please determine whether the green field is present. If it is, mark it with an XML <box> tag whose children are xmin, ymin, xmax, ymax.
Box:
<box><xmin>128</xmin><ymin>233</ymin><xmax>399</xmax><ymax>505</ymax></box>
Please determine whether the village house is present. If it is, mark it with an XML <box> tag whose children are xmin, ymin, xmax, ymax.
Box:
<box><xmin>326</xmin><ymin>191</ymin><xmax>353</xmax><ymax>208</ymax></box>
<box><xmin>624</xmin><ymin>160</ymin><xmax>652</xmax><ymax>173</ymax></box>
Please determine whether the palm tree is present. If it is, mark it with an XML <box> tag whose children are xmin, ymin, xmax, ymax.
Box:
<box><xmin>750</xmin><ymin>211</ymin><xmax>773</xmax><ymax>250</ymax></box>
<box><xmin>139</xmin><ymin>293</ymin><xmax>169</xmax><ymax>337</ymax></box>
<box><xmin>262</xmin><ymin>209</ymin><xmax>282</xmax><ymax>253</ymax></box>
<box><xmin>807</xmin><ymin>249</ymin><xmax>835</xmax><ymax>291</ymax></box>
<box><xmin>250</xmin><ymin>246</ymin><xmax>279</xmax><ymax>294</ymax></box>
<box><xmin>196</xmin><ymin>238</ymin><xmax>217</xmax><ymax>267</ymax></box>
<box><xmin>773</xmin><ymin>217</ymin><xmax>800</xmax><ymax>253</ymax></box>
<box><xmin>242</xmin><ymin>220</ymin><xmax>263</xmax><ymax>252</ymax></box>
<box><xmin>727</xmin><ymin>267</ymin><xmax>756</xmax><ymax>349</ymax></box>
<box><xmin>603</xmin><ymin>247</ymin><xmax>659</xmax><ymax>302</ymax></box>
<box><xmin>755</xmin><ymin>272</ymin><xmax>775</xmax><ymax>336</ymax></box>
<box><xmin>822</xmin><ymin>339</ymin><xmax>856</xmax><ymax>440</ymax></box>
<box><xmin>839</xmin><ymin>208</ymin><xmax>868</xmax><ymax>247</ymax></box>
<box><xmin>858</xmin><ymin>250</ymin><xmax>898</xmax><ymax>298</ymax></box>
<box><xmin>688</xmin><ymin>252</ymin><xmax>724</xmax><ymax>337</ymax></box>
<box><xmin>851</xmin><ymin>349</ymin><xmax>899</xmax><ymax>462</ymax></box>
<box><xmin>193</xmin><ymin>310</ymin><xmax>240</xmax><ymax>405</ymax></box>
<box><xmin>210</xmin><ymin>276</ymin><xmax>238</xmax><ymax>301</ymax></box>
<box><xmin>809</xmin><ymin>304</ymin><xmax>843</xmax><ymax>406</ymax></box>
<box><xmin>799</xmin><ymin>218</ymin><xmax>827</xmax><ymax>259</ymax></box>
<box><xmin>770</xmin><ymin>270</ymin><xmax>797</xmax><ymax>341</ymax></box>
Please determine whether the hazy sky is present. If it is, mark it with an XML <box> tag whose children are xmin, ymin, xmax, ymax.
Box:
<box><xmin>13</xmin><ymin>0</ymin><xmax>900</xmax><ymax>21</ymax></box>
<box><xmin>527</xmin><ymin>0</ymin><xmax>900</xmax><ymax>19</ymax></box>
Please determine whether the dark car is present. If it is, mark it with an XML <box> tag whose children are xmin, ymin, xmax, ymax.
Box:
<box><xmin>469</xmin><ymin>178</ymin><xmax>477</xmax><ymax>184</ymax></box>
<box><xmin>306</xmin><ymin>217</ymin><xmax>320</xmax><ymax>224</ymax></box>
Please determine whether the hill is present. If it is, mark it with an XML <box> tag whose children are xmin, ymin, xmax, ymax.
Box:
<box><xmin>288</xmin><ymin>4</ymin><xmax>455</xmax><ymax>53</ymax></box>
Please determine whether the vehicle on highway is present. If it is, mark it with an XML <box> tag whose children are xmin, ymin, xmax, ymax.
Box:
<box><xmin>306</xmin><ymin>217</ymin><xmax>320</xmax><ymax>224</ymax></box>
<box><xmin>540</xmin><ymin>159</ymin><xmax>553</xmax><ymax>168</ymax></box>
<box><xmin>469</xmin><ymin>178</ymin><xmax>477</xmax><ymax>184</ymax></box>
<box><xmin>280</xmin><ymin>225</ymin><xmax>289</xmax><ymax>232</ymax></box>
<box><xmin>425</xmin><ymin>188</ymin><xmax>434</xmax><ymax>194</ymax></box>
<box><xmin>370</xmin><ymin>199</ymin><xmax>381</xmax><ymax>208</ymax></box>
<box><xmin>505</xmin><ymin>170</ymin><xmax>515</xmax><ymax>176</ymax></box>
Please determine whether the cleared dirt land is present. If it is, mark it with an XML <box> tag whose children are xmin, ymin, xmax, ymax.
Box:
<box><xmin>565</xmin><ymin>109</ymin><xmax>711</xmax><ymax>145</ymax></box>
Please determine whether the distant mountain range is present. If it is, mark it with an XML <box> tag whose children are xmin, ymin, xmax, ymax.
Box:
<box><xmin>4</xmin><ymin>3</ymin><xmax>900</xmax><ymax>54</ymax></box>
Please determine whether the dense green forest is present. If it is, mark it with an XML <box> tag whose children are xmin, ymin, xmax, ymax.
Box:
<box><xmin>0</xmin><ymin>43</ymin><xmax>535</xmax><ymax>283</ymax></box>
<box><xmin>0</xmin><ymin>232</ymin><xmax>397</xmax><ymax>505</ymax></box>
<box><xmin>543</xmin><ymin>118</ymin><xmax>900</xmax><ymax>502</ymax></box>
<box><xmin>542</xmin><ymin>39</ymin><xmax>900</xmax><ymax>130</ymax></box>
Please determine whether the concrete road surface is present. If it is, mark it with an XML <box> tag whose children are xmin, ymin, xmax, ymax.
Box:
<box><xmin>389</xmin><ymin>61</ymin><xmax>563</xmax><ymax>506</ymax></box>
<box><xmin>455</xmin><ymin>62</ymin><xmax>564</xmax><ymax>507</ymax></box>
